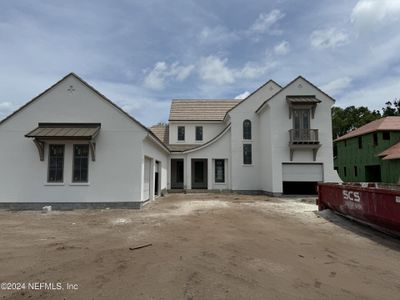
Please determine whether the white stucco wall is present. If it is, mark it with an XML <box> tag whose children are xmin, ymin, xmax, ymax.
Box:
<box><xmin>0</xmin><ymin>74</ymin><xmax>168</xmax><ymax>204</ymax></box>
<box><xmin>258</xmin><ymin>77</ymin><xmax>338</xmax><ymax>194</ymax></box>
<box><xmin>169</xmin><ymin>122</ymin><xmax>225</xmax><ymax>144</ymax></box>
<box><xmin>227</xmin><ymin>80</ymin><xmax>282</xmax><ymax>190</ymax></box>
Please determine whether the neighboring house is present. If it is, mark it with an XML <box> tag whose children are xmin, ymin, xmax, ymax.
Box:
<box><xmin>152</xmin><ymin>76</ymin><xmax>339</xmax><ymax>195</ymax></box>
<box><xmin>0</xmin><ymin>73</ymin><xmax>169</xmax><ymax>209</ymax></box>
<box><xmin>0</xmin><ymin>73</ymin><xmax>339</xmax><ymax>209</ymax></box>
<box><xmin>334</xmin><ymin>116</ymin><xmax>400</xmax><ymax>184</ymax></box>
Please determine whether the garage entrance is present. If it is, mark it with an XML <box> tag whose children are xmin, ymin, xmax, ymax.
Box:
<box><xmin>282</xmin><ymin>163</ymin><xmax>323</xmax><ymax>195</ymax></box>
<box><xmin>155</xmin><ymin>161</ymin><xmax>160</xmax><ymax>196</ymax></box>
<box><xmin>143</xmin><ymin>157</ymin><xmax>152</xmax><ymax>200</ymax></box>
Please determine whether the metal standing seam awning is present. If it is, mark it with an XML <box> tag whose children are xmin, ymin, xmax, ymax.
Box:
<box><xmin>286</xmin><ymin>95</ymin><xmax>321</xmax><ymax>118</ymax></box>
<box><xmin>25</xmin><ymin>123</ymin><xmax>101</xmax><ymax>161</ymax></box>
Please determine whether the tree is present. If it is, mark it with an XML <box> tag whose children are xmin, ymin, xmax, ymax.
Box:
<box><xmin>382</xmin><ymin>100</ymin><xmax>400</xmax><ymax>116</ymax></box>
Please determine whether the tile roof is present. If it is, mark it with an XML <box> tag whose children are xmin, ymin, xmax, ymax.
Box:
<box><xmin>169</xmin><ymin>99</ymin><xmax>240</xmax><ymax>121</ymax></box>
<box><xmin>149</xmin><ymin>124</ymin><xmax>169</xmax><ymax>144</ymax></box>
<box><xmin>286</xmin><ymin>95</ymin><xmax>321</xmax><ymax>103</ymax></box>
<box><xmin>377</xmin><ymin>142</ymin><xmax>400</xmax><ymax>160</ymax></box>
<box><xmin>335</xmin><ymin>116</ymin><xmax>400</xmax><ymax>142</ymax></box>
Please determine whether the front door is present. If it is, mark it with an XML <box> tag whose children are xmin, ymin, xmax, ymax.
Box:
<box><xmin>171</xmin><ymin>159</ymin><xmax>184</xmax><ymax>189</ymax></box>
<box><xmin>191</xmin><ymin>159</ymin><xmax>208</xmax><ymax>189</ymax></box>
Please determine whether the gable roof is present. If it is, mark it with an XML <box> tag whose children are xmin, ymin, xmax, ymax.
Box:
<box><xmin>0</xmin><ymin>72</ymin><xmax>169</xmax><ymax>152</ymax></box>
<box><xmin>377</xmin><ymin>142</ymin><xmax>400</xmax><ymax>160</ymax></box>
<box><xmin>150</xmin><ymin>124</ymin><xmax>169</xmax><ymax>144</ymax></box>
<box><xmin>335</xmin><ymin>116</ymin><xmax>400</xmax><ymax>142</ymax></box>
<box><xmin>255</xmin><ymin>75</ymin><xmax>336</xmax><ymax>113</ymax></box>
<box><xmin>223</xmin><ymin>79</ymin><xmax>281</xmax><ymax>120</ymax></box>
<box><xmin>169</xmin><ymin>99</ymin><xmax>239</xmax><ymax>121</ymax></box>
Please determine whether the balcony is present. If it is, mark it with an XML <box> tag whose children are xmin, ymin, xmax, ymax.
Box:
<box><xmin>288</xmin><ymin>129</ymin><xmax>320</xmax><ymax>161</ymax></box>
<box><xmin>289</xmin><ymin>129</ymin><xmax>319</xmax><ymax>144</ymax></box>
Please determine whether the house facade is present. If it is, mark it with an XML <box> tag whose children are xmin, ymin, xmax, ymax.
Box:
<box><xmin>334</xmin><ymin>117</ymin><xmax>400</xmax><ymax>184</ymax></box>
<box><xmin>153</xmin><ymin>76</ymin><xmax>340</xmax><ymax>195</ymax></box>
<box><xmin>0</xmin><ymin>73</ymin><xmax>339</xmax><ymax>209</ymax></box>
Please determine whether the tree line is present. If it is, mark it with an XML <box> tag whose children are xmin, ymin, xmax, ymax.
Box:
<box><xmin>332</xmin><ymin>100</ymin><xmax>400</xmax><ymax>138</ymax></box>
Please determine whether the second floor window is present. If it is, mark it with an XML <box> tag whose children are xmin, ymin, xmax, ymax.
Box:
<box><xmin>48</xmin><ymin>144</ymin><xmax>64</xmax><ymax>183</ymax></box>
<box><xmin>178</xmin><ymin>126</ymin><xmax>185</xmax><ymax>141</ymax></box>
<box><xmin>243</xmin><ymin>144</ymin><xmax>252</xmax><ymax>165</ymax></box>
<box><xmin>196</xmin><ymin>126</ymin><xmax>203</xmax><ymax>141</ymax></box>
<box><xmin>243</xmin><ymin>120</ymin><xmax>252</xmax><ymax>140</ymax></box>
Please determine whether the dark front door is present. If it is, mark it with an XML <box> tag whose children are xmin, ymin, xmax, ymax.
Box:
<box><xmin>171</xmin><ymin>159</ymin><xmax>184</xmax><ymax>189</ymax></box>
<box><xmin>191</xmin><ymin>159</ymin><xmax>208</xmax><ymax>189</ymax></box>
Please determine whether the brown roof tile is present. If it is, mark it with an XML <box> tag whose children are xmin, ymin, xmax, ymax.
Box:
<box><xmin>377</xmin><ymin>142</ymin><xmax>400</xmax><ymax>160</ymax></box>
<box><xmin>169</xmin><ymin>99</ymin><xmax>240</xmax><ymax>121</ymax></box>
<box><xmin>335</xmin><ymin>116</ymin><xmax>400</xmax><ymax>141</ymax></box>
<box><xmin>150</xmin><ymin>124</ymin><xmax>169</xmax><ymax>144</ymax></box>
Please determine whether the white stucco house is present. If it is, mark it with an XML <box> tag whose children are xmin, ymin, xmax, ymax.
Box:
<box><xmin>0</xmin><ymin>73</ymin><xmax>339</xmax><ymax>209</ymax></box>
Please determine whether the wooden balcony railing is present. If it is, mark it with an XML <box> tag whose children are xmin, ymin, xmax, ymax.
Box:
<box><xmin>289</xmin><ymin>129</ymin><xmax>319</xmax><ymax>144</ymax></box>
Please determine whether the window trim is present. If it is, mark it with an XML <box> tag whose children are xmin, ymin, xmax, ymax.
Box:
<box><xmin>214</xmin><ymin>159</ymin><xmax>225</xmax><ymax>183</ymax></box>
<box><xmin>243</xmin><ymin>143</ymin><xmax>252</xmax><ymax>165</ymax></box>
<box><xmin>177</xmin><ymin>126</ymin><xmax>185</xmax><ymax>141</ymax></box>
<box><xmin>195</xmin><ymin>126</ymin><xmax>203</xmax><ymax>142</ymax></box>
<box><xmin>47</xmin><ymin>144</ymin><xmax>65</xmax><ymax>183</ymax></box>
<box><xmin>72</xmin><ymin>144</ymin><xmax>90</xmax><ymax>183</ymax></box>
<box><xmin>243</xmin><ymin>119</ymin><xmax>252</xmax><ymax>140</ymax></box>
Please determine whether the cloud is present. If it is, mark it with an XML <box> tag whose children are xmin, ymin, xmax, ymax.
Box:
<box><xmin>351</xmin><ymin>0</ymin><xmax>400</xmax><ymax>31</ymax></box>
<box><xmin>198</xmin><ymin>26</ymin><xmax>240</xmax><ymax>45</ymax></box>
<box><xmin>198</xmin><ymin>56</ymin><xmax>235</xmax><ymax>85</ymax></box>
<box><xmin>198</xmin><ymin>56</ymin><xmax>275</xmax><ymax>86</ymax></box>
<box><xmin>249</xmin><ymin>10</ymin><xmax>285</xmax><ymax>35</ymax></box>
<box><xmin>144</xmin><ymin>62</ymin><xmax>194</xmax><ymax>90</ymax></box>
<box><xmin>320</xmin><ymin>77</ymin><xmax>352</xmax><ymax>96</ymax></box>
<box><xmin>273</xmin><ymin>41</ymin><xmax>290</xmax><ymax>55</ymax></box>
<box><xmin>234</xmin><ymin>91</ymin><xmax>250</xmax><ymax>99</ymax></box>
<box><xmin>0</xmin><ymin>102</ymin><xmax>16</xmax><ymax>120</ymax></box>
<box><xmin>310</xmin><ymin>28</ymin><xmax>350</xmax><ymax>49</ymax></box>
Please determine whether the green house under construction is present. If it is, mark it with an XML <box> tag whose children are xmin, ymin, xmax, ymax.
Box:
<box><xmin>334</xmin><ymin>116</ymin><xmax>400</xmax><ymax>184</ymax></box>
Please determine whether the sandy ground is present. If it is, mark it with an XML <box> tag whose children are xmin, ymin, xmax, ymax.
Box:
<box><xmin>0</xmin><ymin>193</ymin><xmax>400</xmax><ymax>300</ymax></box>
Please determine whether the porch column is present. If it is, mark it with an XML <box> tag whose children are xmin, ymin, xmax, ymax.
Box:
<box><xmin>207</xmin><ymin>158</ymin><xmax>212</xmax><ymax>190</ymax></box>
<box><xmin>186</xmin><ymin>157</ymin><xmax>191</xmax><ymax>190</ymax></box>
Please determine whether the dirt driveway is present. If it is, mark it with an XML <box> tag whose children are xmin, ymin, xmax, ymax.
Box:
<box><xmin>0</xmin><ymin>193</ymin><xmax>400</xmax><ymax>300</ymax></box>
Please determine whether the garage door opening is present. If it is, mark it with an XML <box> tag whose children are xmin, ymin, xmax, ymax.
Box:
<box><xmin>282</xmin><ymin>163</ymin><xmax>322</xmax><ymax>195</ymax></box>
<box><xmin>283</xmin><ymin>182</ymin><xmax>318</xmax><ymax>195</ymax></box>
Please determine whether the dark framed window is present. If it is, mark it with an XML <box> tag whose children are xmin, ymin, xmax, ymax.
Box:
<box><xmin>358</xmin><ymin>136</ymin><xmax>362</xmax><ymax>149</ymax></box>
<box><xmin>178</xmin><ymin>126</ymin><xmax>185</xmax><ymax>141</ymax></box>
<box><xmin>344</xmin><ymin>166</ymin><xmax>347</xmax><ymax>177</ymax></box>
<box><xmin>354</xmin><ymin>166</ymin><xmax>358</xmax><ymax>177</ymax></box>
<box><xmin>48</xmin><ymin>144</ymin><xmax>64</xmax><ymax>182</ymax></box>
<box><xmin>196</xmin><ymin>126</ymin><xmax>203</xmax><ymax>141</ymax></box>
<box><xmin>243</xmin><ymin>120</ymin><xmax>252</xmax><ymax>140</ymax></box>
<box><xmin>372</xmin><ymin>133</ymin><xmax>378</xmax><ymax>146</ymax></box>
<box><xmin>382</xmin><ymin>131</ymin><xmax>390</xmax><ymax>140</ymax></box>
<box><xmin>243</xmin><ymin>144</ymin><xmax>252</xmax><ymax>165</ymax></box>
<box><xmin>73</xmin><ymin>145</ymin><xmax>89</xmax><ymax>183</ymax></box>
<box><xmin>215</xmin><ymin>159</ymin><xmax>225</xmax><ymax>183</ymax></box>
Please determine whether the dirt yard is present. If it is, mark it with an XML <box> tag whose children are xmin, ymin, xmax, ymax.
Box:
<box><xmin>1</xmin><ymin>193</ymin><xmax>400</xmax><ymax>300</ymax></box>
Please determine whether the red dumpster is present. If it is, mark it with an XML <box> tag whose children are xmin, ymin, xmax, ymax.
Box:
<box><xmin>317</xmin><ymin>183</ymin><xmax>400</xmax><ymax>236</ymax></box>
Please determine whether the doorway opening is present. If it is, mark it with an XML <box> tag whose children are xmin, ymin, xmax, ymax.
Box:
<box><xmin>191</xmin><ymin>159</ymin><xmax>208</xmax><ymax>189</ymax></box>
<box><xmin>171</xmin><ymin>159</ymin><xmax>184</xmax><ymax>189</ymax></box>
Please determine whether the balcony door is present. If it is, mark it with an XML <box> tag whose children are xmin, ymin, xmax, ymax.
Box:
<box><xmin>293</xmin><ymin>109</ymin><xmax>310</xmax><ymax>140</ymax></box>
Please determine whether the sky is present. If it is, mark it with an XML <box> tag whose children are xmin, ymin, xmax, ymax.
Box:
<box><xmin>1</xmin><ymin>0</ymin><xmax>400</xmax><ymax>126</ymax></box>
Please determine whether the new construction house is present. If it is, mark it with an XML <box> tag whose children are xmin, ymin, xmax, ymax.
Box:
<box><xmin>334</xmin><ymin>116</ymin><xmax>400</xmax><ymax>183</ymax></box>
<box><xmin>0</xmin><ymin>73</ymin><xmax>340</xmax><ymax>209</ymax></box>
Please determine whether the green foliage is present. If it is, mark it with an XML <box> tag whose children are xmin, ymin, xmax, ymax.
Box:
<box><xmin>382</xmin><ymin>100</ymin><xmax>400</xmax><ymax>116</ymax></box>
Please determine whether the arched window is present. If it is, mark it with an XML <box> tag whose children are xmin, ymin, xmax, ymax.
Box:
<box><xmin>243</xmin><ymin>119</ymin><xmax>251</xmax><ymax>140</ymax></box>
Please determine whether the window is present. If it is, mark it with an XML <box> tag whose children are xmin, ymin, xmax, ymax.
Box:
<box><xmin>333</xmin><ymin>144</ymin><xmax>338</xmax><ymax>157</ymax></box>
<box><xmin>243</xmin><ymin>120</ymin><xmax>252</xmax><ymax>140</ymax></box>
<box><xmin>243</xmin><ymin>144</ymin><xmax>252</xmax><ymax>165</ymax></box>
<box><xmin>344</xmin><ymin>166</ymin><xmax>347</xmax><ymax>177</ymax></box>
<box><xmin>195</xmin><ymin>126</ymin><xmax>203</xmax><ymax>141</ymax></box>
<box><xmin>372</xmin><ymin>133</ymin><xmax>378</xmax><ymax>146</ymax></box>
<box><xmin>382</xmin><ymin>131</ymin><xmax>390</xmax><ymax>140</ymax></box>
<box><xmin>48</xmin><ymin>145</ymin><xmax>64</xmax><ymax>182</ymax></box>
<box><xmin>73</xmin><ymin>145</ymin><xmax>89</xmax><ymax>182</ymax></box>
<box><xmin>344</xmin><ymin>140</ymin><xmax>347</xmax><ymax>147</ymax></box>
<box><xmin>354</xmin><ymin>166</ymin><xmax>358</xmax><ymax>177</ymax></box>
<box><xmin>177</xmin><ymin>126</ymin><xmax>185</xmax><ymax>141</ymax></box>
<box><xmin>358</xmin><ymin>136</ymin><xmax>362</xmax><ymax>149</ymax></box>
<box><xmin>215</xmin><ymin>159</ymin><xmax>225</xmax><ymax>183</ymax></box>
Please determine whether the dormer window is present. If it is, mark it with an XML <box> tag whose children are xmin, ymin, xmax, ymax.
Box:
<box><xmin>243</xmin><ymin>120</ymin><xmax>252</xmax><ymax>140</ymax></box>
<box><xmin>177</xmin><ymin>126</ymin><xmax>185</xmax><ymax>141</ymax></box>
